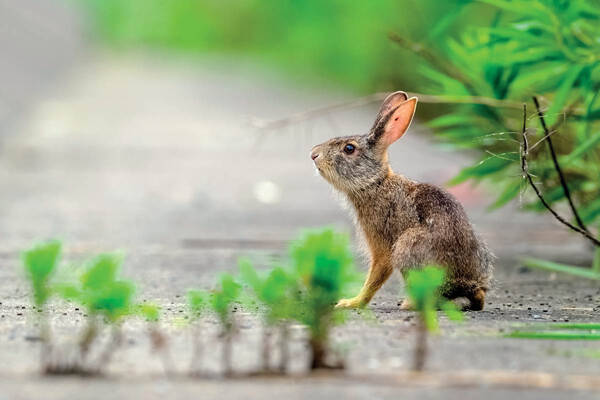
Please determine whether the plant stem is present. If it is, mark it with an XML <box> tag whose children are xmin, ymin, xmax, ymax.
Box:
<box><xmin>413</xmin><ymin>316</ymin><xmax>428</xmax><ymax>372</ymax></box>
<box><xmin>222</xmin><ymin>328</ymin><xmax>233</xmax><ymax>377</ymax></box>
<box><xmin>309</xmin><ymin>335</ymin><xmax>327</xmax><ymax>370</ymax></box>
<box><xmin>262</xmin><ymin>324</ymin><xmax>271</xmax><ymax>372</ymax></box>
<box><xmin>149</xmin><ymin>326</ymin><xmax>173</xmax><ymax>377</ymax></box>
<box><xmin>37</xmin><ymin>310</ymin><xmax>52</xmax><ymax>373</ymax></box>
<box><xmin>189</xmin><ymin>322</ymin><xmax>203</xmax><ymax>375</ymax></box>
<box><xmin>94</xmin><ymin>325</ymin><xmax>122</xmax><ymax>373</ymax></box>
<box><xmin>79</xmin><ymin>316</ymin><xmax>98</xmax><ymax>364</ymax></box>
<box><xmin>278</xmin><ymin>322</ymin><xmax>289</xmax><ymax>374</ymax></box>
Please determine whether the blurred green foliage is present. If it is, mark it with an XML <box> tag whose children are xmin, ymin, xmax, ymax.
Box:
<box><xmin>407</xmin><ymin>0</ymin><xmax>600</xmax><ymax>232</ymax></box>
<box><xmin>21</xmin><ymin>242</ymin><xmax>157</xmax><ymax>374</ymax></box>
<box><xmin>405</xmin><ymin>266</ymin><xmax>463</xmax><ymax>333</ymax></box>
<box><xmin>290</xmin><ymin>228</ymin><xmax>358</xmax><ymax>368</ymax></box>
<box><xmin>235</xmin><ymin>228</ymin><xmax>359</xmax><ymax>369</ymax></box>
<box><xmin>239</xmin><ymin>259</ymin><xmax>296</xmax><ymax>325</ymax></box>
<box><xmin>76</xmin><ymin>0</ymin><xmax>475</xmax><ymax>92</ymax></box>
<box><xmin>210</xmin><ymin>273</ymin><xmax>241</xmax><ymax>329</ymax></box>
<box><xmin>59</xmin><ymin>253</ymin><xmax>135</xmax><ymax>322</ymax></box>
<box><xmin>187</xmin><ymin>289</ymin><xmax>210</xmax><ymax>319</ymax></box>
<box><xmin>290</xmin><ymin>229</ymin><xmax>357</xmax><ymax>335</ymax></box>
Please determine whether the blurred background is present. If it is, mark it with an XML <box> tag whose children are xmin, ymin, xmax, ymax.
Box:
<box><xmin>1</xmin><ymin>0</ymin><xmax>597</xmax><ymax>266</ymax></box>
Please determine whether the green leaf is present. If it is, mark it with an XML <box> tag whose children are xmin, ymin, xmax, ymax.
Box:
<box><xmin>441</xmin><ymin>301</ymin><xmax>464</xmax><ymax>322</ymax></box>
<box><xmin>187</xmin><ymin>289</ymin><xmax>209</xmax><ymax>317</ymax></box>
<box><xmin>53</xmin><ymin>283</ymin><xmax>82</xmax><ymax>302</ymax></box>
<box><xmin>87</xmin><ymin>280</ymin><xmax>135</xmax><ymax>321</ymax></box>
<box><xmin>81</xmin><ymin>253</ymin><xmax>122</xmax><ymax>290</ymax></box>
<box><xmin>427</xmin><ymin>114</ymin><xmax>470</xmax><ymax>129</ymax></box>
<box><xmin>489</xmin><ymin>180</ymin><xmax>522</xmax><ymax>210</ymax></box>
<box><xmin>137</xmin><ymin>303</ymin><xmax>160</xmax><ymax>322</ymax></box>
<box><xmin>448</xmin><ymin>156</ymin><xmax>513</xmax><ymax>186</ymax></box>
<box><xmin>544</xmin><ymin>65</ymin><xmax>585</xmax><ymax>127</ymax></box>
<box><xmin>238</xmin><ymin>258</ymin><xmax>261</xmax><ymax>293</ymax></box>
<box><xmin>210</xmin><ymin>274</ymin><xmax>241</xmax><ymax>324</ymax></box>
<box><xmin>521</xmin><ymin>258</ymin><xmax>600</xmax><ymax>280</ymax></box>
<box><xmin>22</xmin><ymin>240</ymin><xmax>62</xmax><ymax>307</ymax></box>
<box><xmin>579</xmin><ymin>198</ymin><xmax>600</xmax><ymax>225</ymax></box>
<box><xmin>561</xmin><ymin>132</ymin><xmax>600</xmax><ymax>165</ymax></box>
<box><xmin>506</xmin><ymin>331</ymin><xmax>600</xmax><ymax>340</ymax></box>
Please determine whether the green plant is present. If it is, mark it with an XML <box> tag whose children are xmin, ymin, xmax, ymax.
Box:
<box><xmin>209</xmin><ymin>274</ymin><xmax>241</xmax><ymax>377</ymax></box>
<box><xmin>239</xmin><ymin>259</ymin><xmax>297</xmax><ymax>373</ymax></box>
<box><xmin>137</xmin><ymin>303</ymin><xmax>173</xmax><ymax>375</ymax></box>
<box><xmin>21</xmin><ymin>242</ymin><xmax>157</xmax><ymax>375</ymax></box>
<box><xmin>289</xmin><ymin>229</ymin><xmax>358</xmax><ymax>369</ymax></box>
<box><xmin>53</xmin><ymin>253</ymin><xmax>136</xmax><ymax>373</ymax></box>
<box><xmin>187</xmin><ymin>289</ymin><xmax>210</xmax><ymax>375</ymax></box>
<box><xmin>22</xmin><ymin>240</ymin><xmax>62</xmax><ymax>368</ymax></box>
<box><xmin>395</xmin><ymin>0</ymin><xmax>600</xmax><ymax>272</ymax></box>
<box><xmin>405</xmin><ymin>266</ymin><xmax>463</xmax><ymax>371</ymax></box>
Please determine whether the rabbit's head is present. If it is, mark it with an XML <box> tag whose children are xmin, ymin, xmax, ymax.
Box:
<box><xmin>310</xmin><ymin>91</ymin><xmax>417</xmax><ymax>193</ymax></box>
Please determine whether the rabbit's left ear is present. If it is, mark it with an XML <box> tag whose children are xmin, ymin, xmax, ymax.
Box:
<box><xmin>369</xmin><ymin>94</ymin><xmax>417</xmax><ymax>147</ymax></box>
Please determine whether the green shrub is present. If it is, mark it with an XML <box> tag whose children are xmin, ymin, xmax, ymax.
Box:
<box><xmin>400</xmin><ymin>0</ymin><xmax>600</xmax><ymax>231</ymax></box>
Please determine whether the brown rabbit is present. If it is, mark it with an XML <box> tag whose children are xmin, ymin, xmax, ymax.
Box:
<box><xmin>310</xmin><ymin>91</ymin><xmax>493</xmax><ymax>311</ymax></box>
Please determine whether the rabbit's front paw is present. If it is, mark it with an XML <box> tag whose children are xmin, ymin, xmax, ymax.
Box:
<box><xmin>335</xmin><ymin>297</ymin><xmax>364</xmax><ymax>309</ymax></box>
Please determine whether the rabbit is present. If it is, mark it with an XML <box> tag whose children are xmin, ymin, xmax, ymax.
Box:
<box><xmin>310</xmin><ymin>91</ymin><xmax>493</xmax><ymax>311</ymax></box>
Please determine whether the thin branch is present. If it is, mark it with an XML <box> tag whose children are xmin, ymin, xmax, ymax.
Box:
<box><xmin>532</xmin><ymin>96</ymin><xmax>589</xmax><ymax>233</ymax></box>
<box><xmin>251</xmin><ymin>92</ymin><xmax>522</xmax><ymax>130</ymax></box>
<box><xmin>520</xmin><ymin>104</ymin><xmax>600</xmax><ymax>247</ymax></box>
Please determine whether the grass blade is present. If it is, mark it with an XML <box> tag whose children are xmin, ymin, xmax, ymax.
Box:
<box><xmin>521</xmin><ymin>258</ymin><xmax>600</xmax><ymax>280</ymax></box>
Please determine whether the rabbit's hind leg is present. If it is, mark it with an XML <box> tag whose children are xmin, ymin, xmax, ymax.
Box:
<box><xmin>442</xmin><ymin>282</ymin><xmax>486</xmax><ymax>311</ymax></box>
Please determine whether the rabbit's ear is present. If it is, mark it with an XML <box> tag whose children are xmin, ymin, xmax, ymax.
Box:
<box><xmin>369</xmin><ymin>93</ymin><xmax>417</xmax><ymax>147</ymax></box>
<box><xmin>376</xmin><ymin>91</ymin><xmax>409</xmax><ymax>120</ymax></box>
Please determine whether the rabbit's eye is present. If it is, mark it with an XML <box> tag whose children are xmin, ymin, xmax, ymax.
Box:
<box><xmin>343</xmin><ymin>144</ymin><xmax>356</xmax><ymax>155</ymax></box>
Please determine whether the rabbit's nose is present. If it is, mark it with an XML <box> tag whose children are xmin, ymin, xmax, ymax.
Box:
<box><xmin>311</xmin><ymin>151</ymin><xmax>320</xmax><ymax>161</ymax></box>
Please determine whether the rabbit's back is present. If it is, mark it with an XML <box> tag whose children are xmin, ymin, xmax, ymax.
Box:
<box><xmin>403</xmin><ymin>181</ymin><xmax>493</xmax><ymax>289</ymax></box>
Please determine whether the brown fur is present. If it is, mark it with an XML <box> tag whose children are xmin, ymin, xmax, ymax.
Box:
<box><xmin>310</xmin><ymin>91</ymin><xmax>493</xmax><ymax>311</ymax></box>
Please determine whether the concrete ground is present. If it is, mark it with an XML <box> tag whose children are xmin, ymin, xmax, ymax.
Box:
<box><xmin>1</xmin><ymin>3</ymin><xmax>599</xmax><ymax>398</ymax></box>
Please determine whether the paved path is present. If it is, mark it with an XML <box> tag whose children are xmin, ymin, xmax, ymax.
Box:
<box><xmin>0</xmin><ymin>17</ymin><xmax>597</xmax><ymax>395</ymax></box>
<box><xmin>0</xmin><ymin>0</ymin><xmax>84</xmax><ymax>138</ymax></box>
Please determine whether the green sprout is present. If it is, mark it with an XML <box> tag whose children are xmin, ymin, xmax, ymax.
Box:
<box><xmin>210</xmin><ymin>274</ymin><xmax>241</xmax><ymax>377</ymax></box>
<box><xmin>22</xmin><ymin>240</ymin><xmax>61</xmax><ymax>310</ymax></box>
<box><xmin>49</xmin><ymin>252</ymin><xmax>136</xmax><ymax>374</ymax></box>
<box><xmin>239</xmin><ymin>259</ymin><xmax>297</xmax><ymax>373</ymax></box>
<box><xmin>290</xmin><ymin>229</ymin><xmax>358</xmax><ymax>370</ymax></box>
<box><xmin>187</xmin><ymin>289</ymin><xmax>210</xmax><ymax>375</ymax></box>
<box><xmin>21</xmin><ymin>240</ymin><xmax>62</xmax><ymax>369</ymax></box>
<box><xmin>136</xmin><ymin>303</ymin><xmax>172</xmax><ymax>375</ymax></box>
<box><xmin>405</xmin><ymin>266</ymin><xmax>463</xmax><ymax>371</ymax></box>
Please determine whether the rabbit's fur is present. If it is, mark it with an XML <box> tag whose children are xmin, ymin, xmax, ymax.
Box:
<box><xmin>310</xmin><ymin>91</ymin><xmax>493</xmax><ymax>311</ymax></box>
